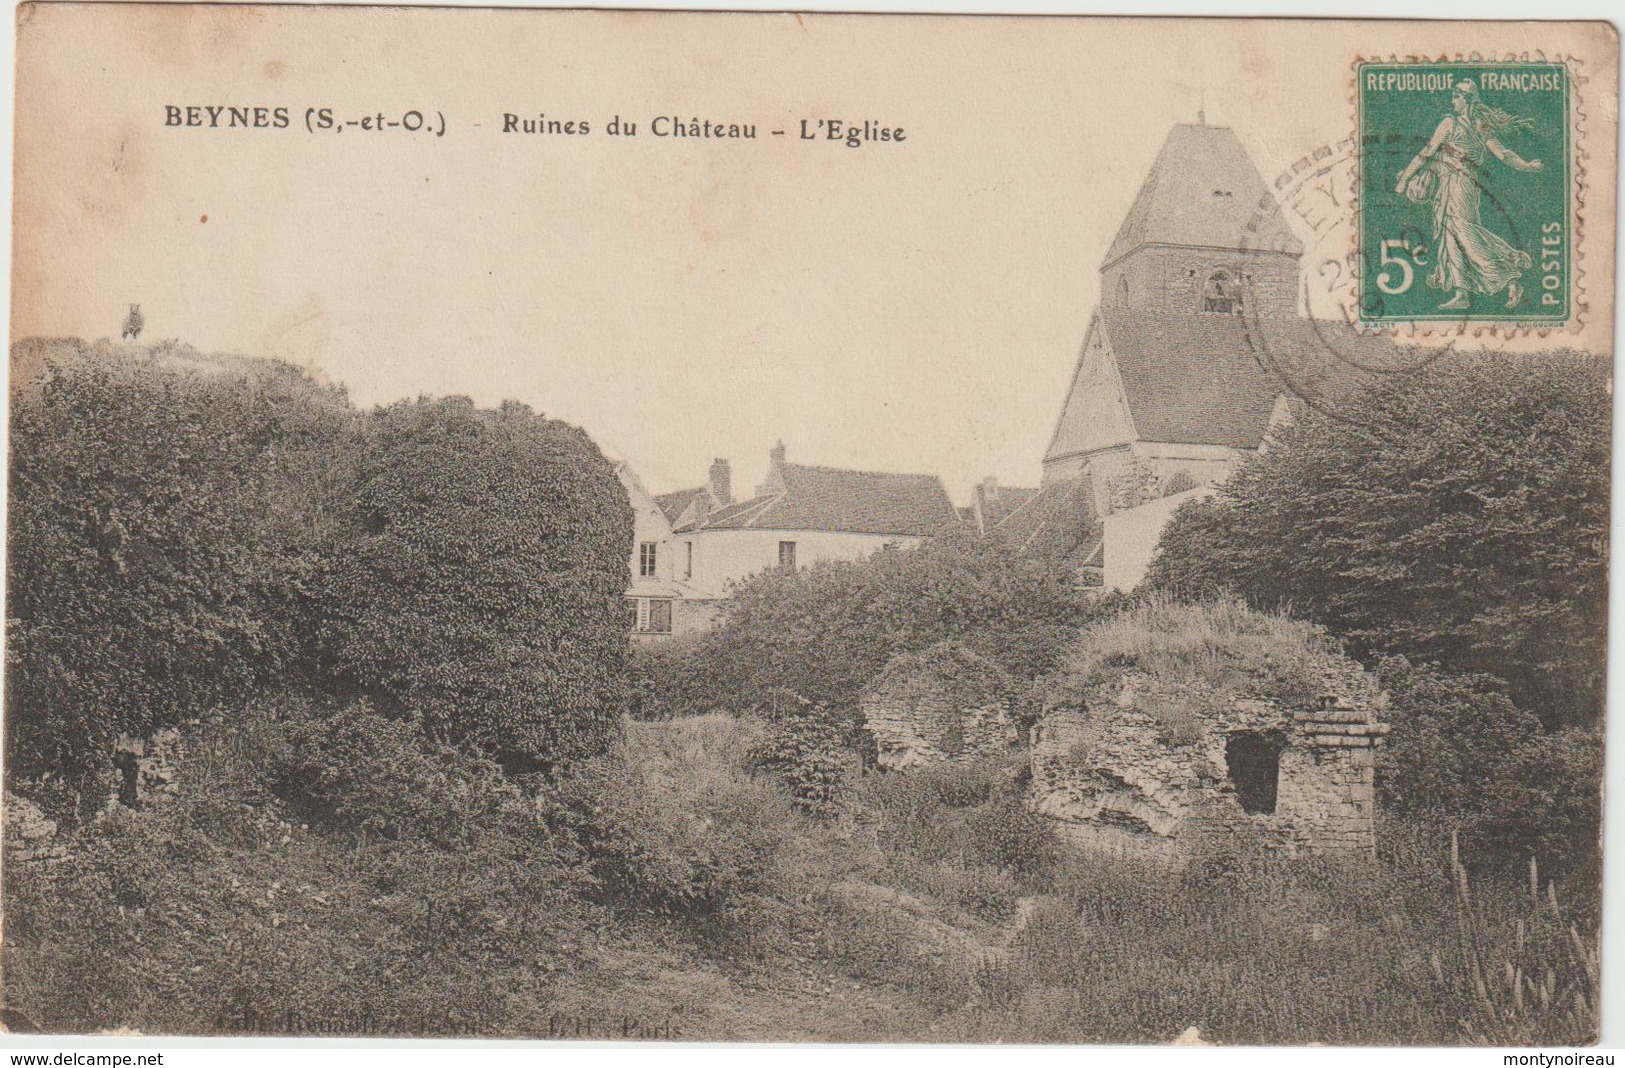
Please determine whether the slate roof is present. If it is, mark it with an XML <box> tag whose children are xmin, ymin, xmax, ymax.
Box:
<box><xmin>654</xmin><ymin>486</ymin><xmax>710</xmax><ymax>524</ymax></box>
<box><xmin>1103</xmin><ymin>123</ymin><xmax>1303</xmax><ymax>268</ymax></box>
<box><xmin>1095</xmin><ymin>306</ymin><xmax>1408</xmax><ymax>449</ymax></box>
<box><xmin>677</xmin><ymin>462</ymin><xmax>958</xmax><ymax>537</ymax></box>
<box><xmin>992</xmin><ymin>476</ymin><xmax>1102</xmax><ymax>568</ymax></box>
<box><xmin>972</xmin><ymin>483</ymin><xmax>1040</xmax><ymax>532</ymax></box>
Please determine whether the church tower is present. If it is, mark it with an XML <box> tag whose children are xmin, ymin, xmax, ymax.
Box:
<box><xmin>1034</xmin><ymin>119</ymin><xmax>1401</xmax><ymax>590</ymax></box>
<box><xmin>1099</xmin><ymin>122</ymin><xmax>1303</xmax><ymax>322</ymax></box>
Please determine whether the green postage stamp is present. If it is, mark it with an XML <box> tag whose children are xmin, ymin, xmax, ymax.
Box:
<box><xmin>1357</xmin><ymin>61</ymin><xmax>1571</xmax><ymax>326</ymax></box>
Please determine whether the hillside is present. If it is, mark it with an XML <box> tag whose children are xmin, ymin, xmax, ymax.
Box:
<box><xmin>5</xmin><ymin>621</ymin><xmax>1597</xmax><ymax>1044</ymax></box>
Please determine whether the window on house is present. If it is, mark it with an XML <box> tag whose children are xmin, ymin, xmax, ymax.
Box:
<box><xmin>1202</xmin><ymin>271</ymin><xmax>1240</xmax><ymax>315</ymax></box>
<box><xmin>647</xmin><ymin>598</ymin><xmax>672</xmax><ymax>634</ymax></box>
<box><xmin>625</xmin><ymin>599</ymin><xmax>640</xmax><ymax>631</ymax></box>
<box><xmin>1225</xmin><ymin>731</ymin><xmax>1285</xmax><ymax>815</ymax></box>
<box><xmin>685</xmin><ymin>541</ymin><xmax>694</xmax><ymax>580</ymax></box>
<box><xmin>778</xmin><ymin>541</ymin><xmax>797</xmax><ymax>570</ymax></box>
<box><xmin>639</xmin><ymin>542</ymin><xmax>657</xmax><ymax>577</ymax></box>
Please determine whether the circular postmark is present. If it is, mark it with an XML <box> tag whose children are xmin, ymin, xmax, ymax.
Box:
<box><xmin>1231</xmin><ymin>138</ymin><xmax>1460</xmax><ymax>429</ymax></box>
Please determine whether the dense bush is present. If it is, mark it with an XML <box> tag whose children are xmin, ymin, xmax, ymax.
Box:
<box><xmin>8</xmin><ymin>343</ymin><xmax>637</xmax><ymax>814</ymax></box>
<box><xmin>656</xmin><ymin>528</ymin><xmax>1100</xmax><ymax>721</ymax></box>
<box><xmin>267</xmin><ymin>701</ymin><xmax>519</xmax><ymax>848</ymax></box>
<box><xmin>1146</xmin><ymin>349</ymin><xmax>1609</xmax><ymax>728</ymax></box>
<box><xmin>6</xmin><ymin>344</ymin><xmax>354</xmax><ymax>810</ymax></box>
<box><xmin>1375</xmin><ymin>656</ymin><xmax>1599</xmax><ymax>876</ymax></box>
<box><xmin>552</xmin><ymin>716</ymin><xmax>796</xmax><ymax>924</ymax></box>
<box><xmin>857</xmin><ymin>756</ymin><xmax>1052</xmax><ymax>919</ymax></box>
<box><xmin>317</xmin><ymin>396</ymin><xmax>633</xmax><ymax>770</ymax></box>
<box><xmin>748</xmin><ymin>694</ymin><xmax>858</xmax><ymax>815</ymax></box>
<box><xmin>2</xmin><ymin>706</ymin><xmax>596</xmax><ymax>1037</ymax></box>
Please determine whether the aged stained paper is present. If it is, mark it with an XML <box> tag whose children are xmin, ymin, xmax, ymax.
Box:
<box><xmin>5</xmin><ymin>5</ymin><xmax>1619</xmax><ymax>1045</ymax></box>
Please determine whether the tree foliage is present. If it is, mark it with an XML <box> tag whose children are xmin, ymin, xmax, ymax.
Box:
<box><xmin>1146</xmin><ymin>349</ymin><xmax>1608</xmax><ymax>727</ymax></box>
<box><xmin>665</xmin><ymin>527</ymin><xmax>1102</xmax><ymax>720</ymax></box>
<box><xmin>8</xmin><ymin>343</ymin><xmax>634</xmax><ymax>808</ymax></box>
<box><xmin>6</xmin><ymin>345</ymin><xmax>354</xmax><ymax>799</ymax></box>
<box><xmin>1375</xmin><ymin>657</ymin><xmax>1599</xmax><ymax>876</ymax></box>
<box><xmin>317</xmin><ymin>396</ymin><xmax>632</xmax><ymax>769</ymax></box>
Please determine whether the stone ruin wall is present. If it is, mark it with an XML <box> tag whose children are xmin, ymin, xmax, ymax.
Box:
<box><xmin>3</xmin><ymin>727</ymin><xmax>188</xmax><ymax>868</ymax></box>
<box><xmin>863</xmin><ymin>694</ymin><xmax>1017</xmax><ymax>771</ymax></box>
<box><xmin>1026</xmin><ymin>671</ymin><xmax>1387</xmax><ymax>860</ymax></box>
<box><xmin>1275</xmin><ymin>704</ymin><xmax>1384</xmax><ymax>853</ymax></box>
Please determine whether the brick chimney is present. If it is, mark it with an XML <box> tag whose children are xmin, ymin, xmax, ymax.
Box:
<box><xmin>758</xmin><ymin>440</ymin><xmax>789</xmax><ymax>496</ymax></box>
<box><xmin>708</xmin><ymin>458</ymin><xmax>732</xmax><ymax>509</ymax></box>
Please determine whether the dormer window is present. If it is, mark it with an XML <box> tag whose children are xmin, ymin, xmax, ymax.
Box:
<box><xmin>1202</xmin><ymin>270</ymin><xmax>1240</xmax><ymax>315</ymax></box>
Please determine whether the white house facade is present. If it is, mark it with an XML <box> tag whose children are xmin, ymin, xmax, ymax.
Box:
<box><xmin>618</xmin><ymin>443</ymin><xmax>959</xmax><ymax>640</ymax></box>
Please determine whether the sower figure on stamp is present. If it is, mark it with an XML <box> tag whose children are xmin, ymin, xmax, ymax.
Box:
<box><xmin>1395</xmin><ymin>80</ymin><xmax>1543</xmax><ymax>310</ymax></box>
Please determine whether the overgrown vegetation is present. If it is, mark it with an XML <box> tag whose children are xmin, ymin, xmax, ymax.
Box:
<box><xmin>5</xmin><ymin>709</ymin><xmax>1598</xmax><ymax>1043</ymax></box>
<box><xmin>640</xmin><ymin>528</ymin><xmax>1103</xmax><ymax>721</ymax></box>
<box><xmin>1143</xmin><ymin>350</ymin><xmax>1606</xmax><ymax>878</ymax></box>
<box><xmin>318</xmin><ymin>396</ymin><xmax>632</xmax><ymax>770</ymax></box>
<box><xmin>6</xmin><ymin>343</ymin><xmax>354</xmax><ymax>808</ymax></box>
<box><xmin>1146</xmin><ymin>349</ymin><xmax>1609</xmax><ymax>729</ymax></box>
<box><xmin>2</xmin><ymin>338</ymin><xmax>1603</xmax><ymax>1044</ymax></box>
<box><xmin>6</xmin><ymin>342</ymin><xmax>631</xmax><ymax>820</ymax></box>
<box><xmin>1038</xmin><ymin>596</ymin><xmax>1354</xmax><ymax>712</ymax></box>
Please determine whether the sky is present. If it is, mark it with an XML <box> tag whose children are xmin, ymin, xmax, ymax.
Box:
<box><xmin>11</xmin><ymin>8</ymin><xmax>1616</xmax><ymax>500</ymax></box>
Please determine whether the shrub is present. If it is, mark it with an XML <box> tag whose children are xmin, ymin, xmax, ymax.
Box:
<box><xmin>627</xmin><ymin>634</ymin><xmax>715</xmax><ymax>720</ymax></box>
<box><xmin>5</xmin><ymin>344</ymin><xmax>354</xmax><ymax>810</ymax></box>
<box><xmin>2</xmin><ymin>705</ymin><xmax>594</xmax><ymax>1037</ymax></box>
<box><xmin>858</xmin><ymin>754</ymin><xmax>1053</xmax><ymax>912</ymax></box>
<box><xmin>1146</xmin><ymin>349</ymin><xmax>1609</xmax><ymax>728</ymax></box>
<box><xmin>1375</xmin><ymin>657</ymin><xmax>1599</xmax><ymax>876</ymax></box>
<box><xmin>749</xmin><ymin>696</ymin><xmax>857</xmax><ymax>815</ymax></box>
<box><xmin>266</xmin><ymin>701</ymin><xmax>517</xmax><ymax>848</ymax></box>
<box><xmin>317</xmin><ymin>396</ymin><xmax>632</xmax><ymax>770</ymax></box>
<box><xmin>661</xmin><ymin>528</ymin><xmax>1099</xmax><ymax>753</ymax></box>
<box><xmin>554</xmin><ymin>715</ymin><xmax>796</xmax><ymax>923</ymax></box>
<box><xmin>964</xmin><ymin>793</ymin><xmax>1056</xmax><ymax>875</ymax></box>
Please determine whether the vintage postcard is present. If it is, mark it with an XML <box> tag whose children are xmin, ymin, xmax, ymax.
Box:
<box><xmin>3</xmin><ymin>6</ymin><xmax>1617</xmax><ymax>1047</ymax></box>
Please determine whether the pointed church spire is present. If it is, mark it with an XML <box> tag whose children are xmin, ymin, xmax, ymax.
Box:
<box><xmin>1100</xmin><ymin>122</ymin><xmax>1303</xmax><ymax>270</ymax></box>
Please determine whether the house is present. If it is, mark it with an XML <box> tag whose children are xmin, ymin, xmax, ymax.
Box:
<box><xmin>618</xmin><ymin>443</ymin><xmax>959</xmax><ymax>639</ymax></box>
<box><xmin>615</xmin><ymin>461</ymin><xmax>730</xmax><ymax>641</ymax></box>
<box><xmin>1040</xmin><ymin>120</ymin><xmax>1405</xmax><ymax>591</ymax></box>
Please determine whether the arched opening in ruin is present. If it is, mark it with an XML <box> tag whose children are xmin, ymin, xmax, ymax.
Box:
<box><xmin>1225</xmin><ymin>730</ymin><xmax>1285</xmax><ymax>815</ymax></box>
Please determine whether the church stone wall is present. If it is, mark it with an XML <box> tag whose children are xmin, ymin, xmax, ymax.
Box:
<box><xmin>1101</xmin><ymin>246</ymin><xmax>1301</xmax><ymax>321</ymax></box>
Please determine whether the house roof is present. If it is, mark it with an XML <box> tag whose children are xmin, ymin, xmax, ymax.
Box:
<box><xmin>654</xmin><ymin>486</ymin><xmax>709</xmax><ymax>524</ymax></box>
<box><xmin>1069</xmin><ymin>306</ymin><xmax>1406</xmax><ymax>451</ymax></box>
<box><xmin>992</xmin><ymin>476</ymin><xmax>1102</xmax><ymax>567</ymax></box>
<box><xmin>677</xmin><ymin>462</ymin><xmax>958</xmax><ymax>537</ymax></box>
<box><xmin>1103</xmin><ymin>123</ymin><xmax>1303</xmax><ymax>268</ymax></box>
<box><xmin>972</xmin><ymin>483</ymin><xmax>1040</xmax><ymax>532</ymax></box>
